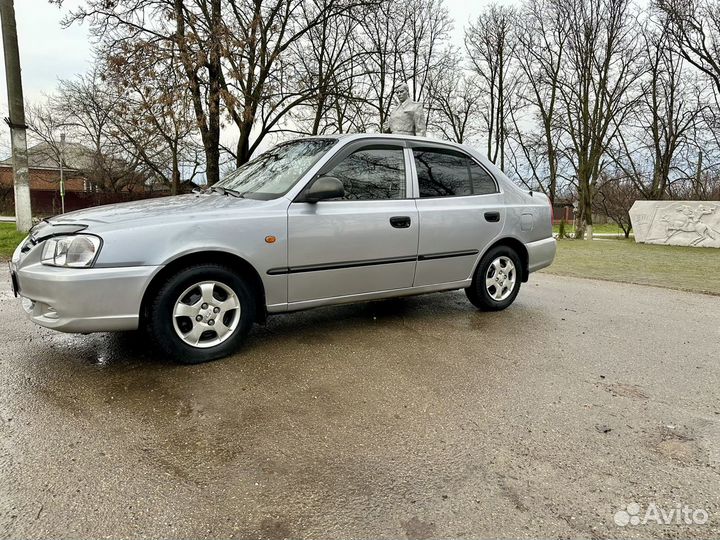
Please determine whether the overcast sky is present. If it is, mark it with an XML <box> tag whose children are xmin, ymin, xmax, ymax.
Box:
<box><xmin>0</xmin><ymin>1</ymin><xmax>92</xmax><ymax>107</ymax></box>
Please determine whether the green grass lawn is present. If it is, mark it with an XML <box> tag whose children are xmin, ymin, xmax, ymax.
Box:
<box><xmin>543</xmin><ymin>238</ymin><xmax>720</xmax><ymax>295</ymax></box>
<box><xmin>553</xmin><ymin>222</ymin><xmax>630</xmax><ymax>236</ymax></box>
<box><xmin>0</xmin><ymin>223</ymin><xmax>26</xmax><ymax>261</ymax></box>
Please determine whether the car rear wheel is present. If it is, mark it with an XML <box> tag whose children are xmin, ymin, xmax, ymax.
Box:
<box><xmin>465</xmin><ymin>245</ymin><xmax>523</xmax><ymax>311</ymax></box>
<box><xmin>147</xmin><ymin>264</ymin><xmax>255</xmax><ymax>364</ymax></box>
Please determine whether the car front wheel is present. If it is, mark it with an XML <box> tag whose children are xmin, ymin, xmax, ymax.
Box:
<box><xmin>465</xmin><ymin>245</ymin><xmax>523</xmax><ymax>311</ymax></box>
<box><xmin>147</xmin><ymin>264</ymin><xmax>255</xmax><ymax>364</ymax></box>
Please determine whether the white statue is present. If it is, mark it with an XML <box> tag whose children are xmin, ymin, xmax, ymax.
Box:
<box><xmin>382</xmin><ymin>83</ymin><xmax>426</xmax><ymax>137</ymax></box>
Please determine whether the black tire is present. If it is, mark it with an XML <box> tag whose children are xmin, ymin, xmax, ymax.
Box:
<box><xmin>465</xmin><ymin>245</ymin><xmax>523</xmax><ymax>311</ymax></box>
<box><xmin>146</xmin><ymin>264</ymin><xmax>256</xmax><ymax>364</ymax></box>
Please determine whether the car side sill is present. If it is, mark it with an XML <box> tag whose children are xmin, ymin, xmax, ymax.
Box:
<box><xmin>266</xmin><ymin>279</ymin><xmax>472</xmax><ymax>314</ymax></box>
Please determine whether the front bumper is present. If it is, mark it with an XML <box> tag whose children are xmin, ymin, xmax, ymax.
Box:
<box><xmin>11</xmin><ymin>260</ymin><xmax>160</xmax><ymax>333</ymax></box>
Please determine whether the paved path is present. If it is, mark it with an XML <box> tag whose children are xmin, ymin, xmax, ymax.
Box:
<box><xmin>1</xmin><ymin>270</ymin><xmax>719</xmax><ymax>538</ymax></box>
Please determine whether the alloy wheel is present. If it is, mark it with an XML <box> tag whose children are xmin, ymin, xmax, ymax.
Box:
<box><xmin>171</xmin><ymin>280</ymin><xmax>241</xmax><ymax>348</ymax></box>
<box><xmin>485</xmin><ymin>256</ymin><xmax>516</xmax><ymax>302</ymax></box>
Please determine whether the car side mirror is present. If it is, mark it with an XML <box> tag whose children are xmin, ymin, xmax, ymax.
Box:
<box><xmin>300</xmin><ymin>176</ymin><xmax>345</xmax><ymax>203</ymax></box>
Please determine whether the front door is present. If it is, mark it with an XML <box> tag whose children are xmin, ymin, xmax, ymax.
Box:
<box><xmin>287</xmin><ymin>143</ymin><xmax>418</xmax><ymax>304</ymax></box>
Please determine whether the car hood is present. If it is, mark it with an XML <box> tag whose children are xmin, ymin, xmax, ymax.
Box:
<box><xmin>49</xmin><ymin>193</ymin><xmax>268</xmax><ymax>225</ymax></box>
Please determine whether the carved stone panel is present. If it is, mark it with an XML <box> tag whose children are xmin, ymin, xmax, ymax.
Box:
<box><xmin>629</xmin><ymin>201</ymin><xmax>720</xmax><ymax>248</ymax></box>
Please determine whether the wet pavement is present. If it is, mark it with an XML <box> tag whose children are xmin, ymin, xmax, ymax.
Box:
<box><xmin>1</xmin><ymin>268</ymin><xmax>719</xmax><ymax>539</ymax></box>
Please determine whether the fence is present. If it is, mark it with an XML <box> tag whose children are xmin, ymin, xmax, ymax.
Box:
<box><xmin>552</xmin><ymin>204</ymin><xmax>611</xmax><ymax>225</ymax></box>
<box><xmin>0</xmin><ymin>190</ymin><xmax>171</xmax><ymax>217</ymax></box>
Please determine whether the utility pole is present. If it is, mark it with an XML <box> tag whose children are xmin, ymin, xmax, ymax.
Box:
<box><xmin>0</xmin><ymin>0</ymin><xmax>32</xmax><ymax>232</ymax></box>
<box><xmin>59</xmin><ymin>132</ymin><xmax>65</xmax><ymax>214</ymax></box>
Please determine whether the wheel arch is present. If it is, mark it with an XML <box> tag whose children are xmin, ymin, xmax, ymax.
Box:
<box><xmin>475</xmin><ymin>237</ymin><xmax>530</xmax><ymax>282</ymax></box>
<box><xmin>139</xmin><ymin>250</ymin><xmax>267</xmax><ymax>325</ymax></box>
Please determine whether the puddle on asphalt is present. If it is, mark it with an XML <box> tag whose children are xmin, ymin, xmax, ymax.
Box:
<box><xmin>40</xmin><ymin>330</ymin><xmax>158</xmax><ymax>369</ymax></box>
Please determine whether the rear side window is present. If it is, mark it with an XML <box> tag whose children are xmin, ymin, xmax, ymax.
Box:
<box><xmin>328</xmin><ymin>146</ymin><xmax>406</xmax><ymax>200</ymax></box>
<box><xmin>413</xmin><ymin>148</ymin><xmax>497</xmax><ymax>198</ymax></box>
<box><xmin>470</xmin><ymin>161</ymin><xmax>498</xmax><ymax>195</ymax></box>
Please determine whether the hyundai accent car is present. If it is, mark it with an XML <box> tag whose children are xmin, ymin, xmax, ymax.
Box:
<box><xmin>10</xmin><ymin>134</ymin><xmax>556</xmax><ymax>364</ymax></box>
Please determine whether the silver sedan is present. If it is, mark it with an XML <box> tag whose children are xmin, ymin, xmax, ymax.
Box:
<box><xmin>10</xmin><ymin>134</ymin><xmax>556</xmax><ymax>363</ymax></box>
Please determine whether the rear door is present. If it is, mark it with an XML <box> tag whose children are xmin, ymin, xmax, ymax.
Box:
<box><xmin>410</xmin><ymin>144</ymin><xmax>505</xmax><ymax>287</ymax></box>
<box><xmin>286</xmin><ymin>141</ymin><xmax>419</xmax><ymax>303</ymax></box>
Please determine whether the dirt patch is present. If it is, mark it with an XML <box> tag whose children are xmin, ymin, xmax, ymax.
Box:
<box><xmin>402</xmin><ymin>516</ymin><xmax>437</xmax><ymax>539</ymax></box>
<box><xmin>655</xmin><ymin>426</ymin><xmax>703</xmax><ymax>463</ymax></box>
<box><xmin>604</xmin><ymin>383</ymin><xmax>649</xmax><ymax>400</ymax></box>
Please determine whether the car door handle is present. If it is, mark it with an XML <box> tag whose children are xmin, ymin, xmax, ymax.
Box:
<box><xmin>389</xmin><ymin>216</ymin><xmax>411</xmax><ymax>229</ymax></box>
<box><xmin>484</xmin><ymin>211</ymin><xmax>500</xmax><ymax>223</ymax></box>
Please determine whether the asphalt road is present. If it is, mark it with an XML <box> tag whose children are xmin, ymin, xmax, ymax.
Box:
<box><xmin>1</xmin><ymin>268</ymin><xmax>719</xmax><ymax>539</ymax></box>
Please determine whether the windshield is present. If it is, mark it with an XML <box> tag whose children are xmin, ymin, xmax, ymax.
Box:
<box><xmin>216</xmin><ymin>138</ymin><xmax>338</xmax><ymax>199</ymax></box>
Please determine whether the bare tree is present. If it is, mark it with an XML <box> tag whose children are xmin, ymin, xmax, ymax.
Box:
<box><xmin>52</xmin><ymin>71</ymin><xmax>147</xmax><ymax>192</ymax></box>
<box><xmin>59</xmin><ymin>0</ymin><xmax>223</xmax><ymax>182</ymax></box>
<box><xmin>557</xmin><ymin>0</ymin><xmax>642</xmax><ymax>239</ymax></box>
<box><xmin>593</xmin><ymin>172</ymin><xmax>641</xmax><ymax>237</ymax></box>
<box><xmin>26</xmin><ymin>101</ymin><xmax>74</xmax><ymax>174</ymax></box>
<box><xmin>510</xmin><ymin>0</ymin><xmax>569</xmax><ymax>202</ymax></box>
<box><xmin>104</xmin><ymin>39</ymin><xmax>202</xmax><ymax>194</ymax></box>
<box><xmin>288</xmin><ymin>2</ymin><xmax>368</xmax><ymax>135</ymax></box>
<box><xmin>358</xmin><ymin>0</ymin><xmax>410</xmax><ymax>130</ymax></box>
<box><xmin>426</xmin><ymin>58</ymin><xmax>480</xmax><ymax>143</ymax></box>
<box><xmin>398</xmin><ymin>0</ymin><xmax>454</xmax><ymax>104</ymax></box>
<box><xmin>612</xmin><ymin>18</ymin><xmax>704</xmax><ymax>200</ymax></box>
<box><xmin>656</xmin><ymin>0</ymin><xmax>720</xmax><ymax>97</ymax></box>
<box><xmin>219</xmin><ymin>0</ymin><xmax>359</xmax><ymax>164</ymax></box>
<box><xmin>465</xmin><ymin>5</ymin><xmax>520</xmax><ymax>171</ymax></box>
<box><xmin>62</xmin><ymin>0</ymin><xmax>375</xmax><ymax>183</ymax></box>
<box><xmin>46</xmin><ymin>0</ymin><xmax>720</xmax><ymax>209</ymax></box>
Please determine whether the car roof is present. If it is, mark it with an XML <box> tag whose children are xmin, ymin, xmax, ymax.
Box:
<box><xmin>300</xmin><ymin>132</ymin><xmax>457</xmax><ymax>143</ymax></box>
<box><xmin>320</xmin><ymin>132</ymin><xmax>456</xmax><ymax>144</ymax></box>
<box><xmin>300</xmin><ymin>132</ymin><xmax>475</xmax><ymax>153</ymax></box>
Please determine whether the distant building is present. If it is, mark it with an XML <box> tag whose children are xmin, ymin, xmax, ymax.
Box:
<box><xmin>0</xmin><ymin>141</ymin><xmax>93</xmax><ymax>195</ymax></box>
<box><xmin>0</xmin><ymin>141</ymin><xmax>168</xmax><ymax>216</ymax></box>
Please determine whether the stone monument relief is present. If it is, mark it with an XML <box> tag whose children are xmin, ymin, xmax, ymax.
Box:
<box><xmin>629</xmin><ymin>200</ymin><xmax>720</xmax><ymax>248</ymax></box>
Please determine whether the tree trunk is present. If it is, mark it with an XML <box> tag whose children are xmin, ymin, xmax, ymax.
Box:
<box><xmin>576</xmin><ymin>165</ymin><xmax>594</xmax><ymax>240</ymax></box>
<box><xmin>312</xmin><ymin>91</ymin><xmax>327</xmax><ymax>135</ymax></box>
<box><xmin>171</xmin><ymin>150</ymin><xmax>180</xmax><ymax>195</ymax></box>
<box><xmin>548</xmin><ymin>147</ymin><xmax>557</xmax><ymax>205</ymax></box>
<box><xmin>205</xmin><ymin>143</ymin><xmax>220</xmax><ymax>186</ymax></box>
<box><xmin>236</xmin><ymin>122</ymin><xmax>252</xmax><ymax>166</ymax></box>
<box><xmin>205</xmin><ymin>0</ymin><xmax>222</xmax><ymax>185</ymax></box>
<box><xmin>694</xmin><ymin>151</ymin><xmax>703</xmax><ymax>199</ymax></box>
<box><xmin>174</xmin><ymin>0</ymin><xmax>221</xmax><ymax>186</ymax></box>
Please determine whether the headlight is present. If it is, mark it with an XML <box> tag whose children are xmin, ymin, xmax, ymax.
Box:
<box><xmin>41</xmin><ymin>235</ymin><xmax>102</xmax><ymax>267</ymax></box>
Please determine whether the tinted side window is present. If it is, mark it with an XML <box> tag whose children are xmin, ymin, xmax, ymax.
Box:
<box><xmin>414</xmin><ymin>148</ymin><xmax>498</xmax><ymax>197</ymax></box>
<box><xmin>470</xmin><ymin>162</ymin><xmax>498</xmax><ymax>195</ymax></box>
<box><xmin>414</xmin><ymin>149</ymin><xmax>472</xmax><ymax>197</ymax></box>
<box><xmin>328</xmin><ymin>147</ymin><xmax>406</xmax><ymax>200</ymax></box>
